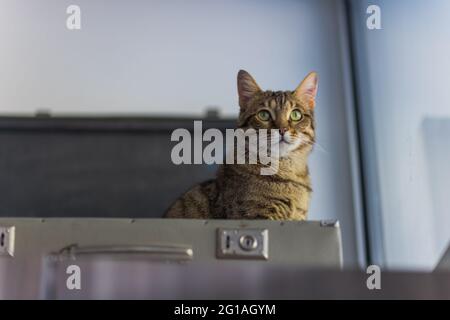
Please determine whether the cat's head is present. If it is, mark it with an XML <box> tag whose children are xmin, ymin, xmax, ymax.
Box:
<box><xmin>237</xmin><ymin>70</ymin><xmax>318</xmax><ymax>158</ymax></box>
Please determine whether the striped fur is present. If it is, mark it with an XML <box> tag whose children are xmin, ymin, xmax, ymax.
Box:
<box><xmin>165</xmin><ymin>70</ymin><xmax>318</xmax><ymax>220</ymax></box>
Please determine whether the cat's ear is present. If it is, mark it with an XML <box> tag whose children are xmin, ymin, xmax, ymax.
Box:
<box><xmin>237</xmin><ymin>70</ymin><xmax>261</xmax><ymax>108</ymax></box>
<box><xmin>293</xmin><ymin>72</ymin><xmax>318</xmax><ymax>109</ymax></box>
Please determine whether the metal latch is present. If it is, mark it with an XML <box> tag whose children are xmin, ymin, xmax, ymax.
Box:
<box><xmin>216</xmin><ymin>228</ymin><xmax>268</xmax><ymax>260</ymax></box>
<box><xmin>0</xmin><ymin>226</ymin><xmax>15</xmax><ymax>257</ymax></box>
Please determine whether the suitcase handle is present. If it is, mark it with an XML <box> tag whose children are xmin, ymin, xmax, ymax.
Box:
<box><xmin>55</xmin><ymin>244</ymin><xmax>193</xmax><ymax>261</ymax></box>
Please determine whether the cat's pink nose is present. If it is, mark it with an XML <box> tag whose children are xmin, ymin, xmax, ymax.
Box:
<box><xmin>279</xmin><ymin>128</ymin><xmax>288</xmax><ymax>136</ymax></box>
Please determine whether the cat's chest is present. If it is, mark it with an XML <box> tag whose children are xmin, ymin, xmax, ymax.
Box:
<box><xmin>225</xmin><ymin>178</ymin><xmax>310</xmax><ymax>215</ymax></box>
<box><xmin>216</xmin><ymin>166</ymin><xmax>311</xmax><ymax>219</ymax></box>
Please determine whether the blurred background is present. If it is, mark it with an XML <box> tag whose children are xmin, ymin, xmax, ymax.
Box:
<box><xmin>0</xmin><ymin>0</ymin><xmax>449</xmax><ymax>272</ymax></box>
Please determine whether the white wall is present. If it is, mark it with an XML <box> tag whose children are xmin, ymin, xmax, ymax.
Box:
<box><xmin>354</xmin><ymin>0</ymin><xmax>450</xmax><ymax>270</ymax></box>
<box><xmin>0</xmin><ymin>0</ymin><xmax>340</xmax><ymax>117</ymax></box>
<box><xmin>0</xmin><ymin>0</ymin><xmax>361</xmax><ymax>266</ymax></box>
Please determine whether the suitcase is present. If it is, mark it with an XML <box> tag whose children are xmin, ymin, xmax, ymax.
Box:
<box><xmin>0</xmin><ymin>218</ymin><xmax>342</xmax><ymax>299</ymax></box>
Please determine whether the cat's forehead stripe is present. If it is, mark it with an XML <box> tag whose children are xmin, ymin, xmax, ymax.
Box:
<box><xmin>260</xmin><ymin>91</ymin><xmax>298</xmax><ymax>110</ymax></box>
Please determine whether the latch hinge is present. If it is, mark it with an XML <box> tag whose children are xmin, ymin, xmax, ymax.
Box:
<box><xmin>0</xmin><ymin>226</ymin><xmax>15</xmax><ymax>257</ymax></box>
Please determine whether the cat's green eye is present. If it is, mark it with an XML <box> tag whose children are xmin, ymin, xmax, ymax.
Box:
<box><xmin>290</xmin><ymin>109</ymin><xmax>302</xmax><ymax>121</ymax></box>
<box><xmin>257</xmin><ymin>110</ymin><xmax>271</xmax><ymax>121</ymax></box>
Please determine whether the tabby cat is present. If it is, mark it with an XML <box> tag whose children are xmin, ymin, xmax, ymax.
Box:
<box><xmin>164</xmin><ymin>70</ymin><xmax>318</xmax><ymax>220</ymax></box>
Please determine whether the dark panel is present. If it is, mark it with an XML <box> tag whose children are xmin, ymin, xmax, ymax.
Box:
<box><xmin>0</xmin><ymin>116</ymin><xmax>235</xmax><ymax>218</ymax></box>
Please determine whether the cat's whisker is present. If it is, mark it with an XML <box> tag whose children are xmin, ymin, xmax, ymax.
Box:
<box><xmin>305</xmin><ymin>140</ymin><xmax>328</xmax><ymax>154</ymax></box>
